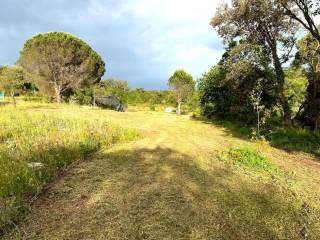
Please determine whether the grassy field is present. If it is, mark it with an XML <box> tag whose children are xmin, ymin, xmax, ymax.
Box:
<box><xmin>1</xmin><ymin>100</ymin><xmax>320</xmax><ymax>239</ymax></box>
<box><xmin>0</xmin><ymin>101</ymin><xmax>138</xmax><ymax>234</ymax></box>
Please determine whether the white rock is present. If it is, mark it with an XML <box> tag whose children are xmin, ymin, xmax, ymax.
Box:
<box><xmin>164</xmin><ymin>107</ymin><xmax>174</xmax><ymax>113</ymax></box>
<box><xmin>27</xmin><ymin>162</ymin><xmax>45</xmax><ymax>170</ymax></box>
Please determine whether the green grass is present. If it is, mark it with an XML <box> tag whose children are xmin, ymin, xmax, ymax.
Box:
<box><xmin>0</xmin><ymin>104</ymin><xmax>138</xmax><ymax>233</ymax></box>
<box><xmin>218</xmin><ymin>147</ymin><xmax>277</xmax><ymax>172</ymax></box>
<box><xmin>1</xmin><ymin>101</ymin><xmax>320</xmax><ymax>239</ymax></box>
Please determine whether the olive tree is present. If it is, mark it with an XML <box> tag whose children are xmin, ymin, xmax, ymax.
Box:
<box><xmin>168</xmin><ymin>70</ymin><xmax>195</xmax><ymax>115</ymax></box>
<box><xmin>0</xmin><ymin>66</ymin><xmax>25</xmax><ymax>106</ymax></box>
<box><xmin>17</xmin><ymin>32</ymin><xmax>105</xmax><ymax>103</ymax></box>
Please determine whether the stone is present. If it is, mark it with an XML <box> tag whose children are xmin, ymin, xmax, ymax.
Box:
<box><xmin>95</xmin><ymin>95</ymin><xmax>126</xmax><ymax>112</ymax></box>
<box><xmin>27</xmin><ymin>162</ymin><xmax>45</xmax><ymax>170</ymax></box>
<box><xmin>164</xmin><ymin>107</ymin><xmax>174</xmax><ymax>113</ymax></box>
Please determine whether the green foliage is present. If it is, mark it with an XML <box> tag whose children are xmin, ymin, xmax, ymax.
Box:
<box><xmin>17</xmin><ymin>32</ymin><xmax>105</xmax><ymax>103</ymax></box>
<box><xmin>218</xmin><ymin>147</ymin><xmax>276</xmax><ymax>172</ymax></box>
<box><xmin>168</xmin><ymin>69</ymin><xmax>195</xmax><ymax>114</ymax></box>
<box><xmin>0</xmin><ymin>106</ymin><xmax>138</xmax><ymax>233</ymax></box>
<box><xmin>72</xmin><ymin>86</ymin><xmax>95</xmax><ymax>105</ymax></box>
<box><xmin>294</xmin><ymin>32</ymin><xmax>320</xmax><ymax>128</ymax></box>
<box><xmin>284</xmin><ymin>68</ymin><xmax>308</xmax><ymax>113</ymax></box>
<box><xmin>73</xmin><ymin>83</ymin><xmax>177</xmax><ymax>110</ymax></box>
<box><xmin>125</xmin><ymin>89</ymin><xmax>175</xmax><ymax>106</ymax></box>
<box><xmin>212</xmin><ymin>0</ymin><xmax>298</xmax><ymax>120</ymax></box>
<box><xmin>198</xmin><ymin>65</ymin><xmax>227</xmax><ymax>117</ymax></box>
<box><xmin>198</xmin><ymin>43</ymin><xmax>277</xmax><ymax>124</ymax></box>
<box><xmin>0</xmin><ymin>66</ymin><xmax>25</xmax><ymax>95</ymax></box>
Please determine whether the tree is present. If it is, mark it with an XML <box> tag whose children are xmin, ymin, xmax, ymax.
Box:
<box><xmin>278</xmin><ymin>0</ymin><xmax>320</xmax><ymax>128</ymax></box>
<box><xmin>294</xmin><ymin>33</ymin><xmax>320</xmax><ymax>129</ymax></box>
<box><xmin>168</xmin><ymin>70</ymin><xmax>195</xmax><ymax>115</ymax></box>
<box><xmin>0</xmin><ymin>66</ymin><xmax>25</xmax><ymax>106</ymax></box>
<box><xmin>211</xmin><ymin>0</ymin><xmax>298</xmax><ymax>122</ymax></box>
<box><xmin>280</xmin><ymin>0</ymin><xmax>320</xmax><ymax>44</ymax></box>
<box><xmin>198</xmin><ymin>42</ymin><xmax>277</xmax><ymax>124</ymax></box>
<box><xmin>250</xmin><ymin>79</ymin><xmax>263</xmax><ymax>138</ymax></box>
<box><xmin>17</xmin><ymin>32</ymin><xmax>105</xmax><ymax>103</ymax></box>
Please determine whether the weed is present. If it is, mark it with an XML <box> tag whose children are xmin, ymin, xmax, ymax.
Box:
<box><xmin>217</xmin><ymin>147</ymin><xmax>277</xmax><ymax>172</ymax></box>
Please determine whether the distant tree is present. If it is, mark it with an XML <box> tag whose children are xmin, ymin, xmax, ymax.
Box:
<box><xmin>168</xmin><ymin>70</ymin><xmax>195</xmax><ymax>115</ymax></box>
<box><xmin>212</xmin><ymin>0</ymin><xmax>298</xmax><ymax>122</ymax></box>
<box><xmin>0</xmin><ymin>66</ymin><xmax>25</xmax><ymax>106</ymax></box>
<box><xmin>17</xmin><ymin>32</ymin><xmax>105</xmax><ymax>103</ymax></box>
<box><xmin>102</xmin><ymin>79</ymin><xmax>129</xmax><ymax>92</ymax></box>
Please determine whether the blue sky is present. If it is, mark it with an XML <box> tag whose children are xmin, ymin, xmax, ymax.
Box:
<box><xmin>0</xmin><ymin>0</ymin><xmax>225</xmax><ymax>89</ymax></box>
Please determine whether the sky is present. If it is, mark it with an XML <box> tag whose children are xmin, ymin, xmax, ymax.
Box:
<box><xmin>0</xmin><ymin>0</ymin><xmax>225</xmax><ymax>89</ymax></box>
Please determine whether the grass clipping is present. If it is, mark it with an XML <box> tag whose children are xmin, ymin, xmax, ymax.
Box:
<box><xmin>0</xmin><ymin>107</ymin><xmax>138</xmax><ymax>233</ymax></box>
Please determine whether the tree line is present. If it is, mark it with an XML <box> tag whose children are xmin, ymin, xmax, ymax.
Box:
<box><xmin>0</xmin><ymin>0</ymin><xmax>319</xmax><ymax>131</ymax></box>
<box><xmin>199</xmin><ymin>0</ymin><xmax>320</xmax><ymax>133</ymax></box>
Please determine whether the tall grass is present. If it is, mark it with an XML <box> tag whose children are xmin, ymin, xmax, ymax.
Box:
<box><xmin>0</xmin><ymin>105</ymin><xmax>138</xmax><ymax>233</ymax></box>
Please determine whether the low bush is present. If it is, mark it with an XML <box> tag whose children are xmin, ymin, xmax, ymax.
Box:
<box><xmin>0</xmin><ymin>106</ymin><xmax>138</xmax><ymax>233</ymax></box>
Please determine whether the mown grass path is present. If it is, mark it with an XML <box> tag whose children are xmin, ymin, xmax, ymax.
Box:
<box><xmin>5</xmin><ymin>108</ymin><xmax>320</xmax><ymax>240</ymax></box>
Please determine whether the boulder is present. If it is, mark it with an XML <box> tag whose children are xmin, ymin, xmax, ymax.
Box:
<box><xmin>95</xmin><ymin>95</ymin><xmax>126</xmax><ymax>112</ymax></box>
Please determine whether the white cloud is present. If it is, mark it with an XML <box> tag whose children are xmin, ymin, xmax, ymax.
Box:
<box><xmin>119</xmin><ymin>0</ymin><xmax>224</xmax><ymax>83</ymax></box>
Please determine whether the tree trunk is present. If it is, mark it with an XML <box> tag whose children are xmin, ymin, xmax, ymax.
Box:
<box><xmin>177</xmin><ymin>101</ymin><xmax>182</xmax><ymax>115</ymax></box>
<box><xmin>271</xmin><ymin>45</ymin><xmax>292</xmax><ymax>123</ymax></box>
<box><xmin>54</xmin><ymin>85</ymin><xmax>62</xmax><ymax>104</ymax></box>
<box><xmin>93</xmin><ymin>91</ymin><xmax>96</xmax><ymax>107</ymax></box>
<box><xmin>257</xmin><ymin>109</ymin><xmax>260</xmax><ymax>138</ymax></box>
<box><xmin>11</xmin><ymin>92</ymin><xmax>16</xmax><ymax>108</ymax></box>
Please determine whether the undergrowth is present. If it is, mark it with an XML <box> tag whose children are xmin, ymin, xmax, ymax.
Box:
<box><xmin>267</xmin><ymin>128</ymin><xmax>320</xmax><ymax>156</ymax></box>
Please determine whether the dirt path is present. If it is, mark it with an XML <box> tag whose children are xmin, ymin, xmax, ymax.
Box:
<box><xmin>5</xmin><ymin>110</ymin><xmax>320</xmax><ymax>240</ymax></box>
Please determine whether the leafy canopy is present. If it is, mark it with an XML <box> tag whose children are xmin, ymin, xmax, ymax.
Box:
<box><xmin>168</xmin><ymin>69</ymin><xmax>195</xmax><ymax>102</ymax></box>
<box><xmin>17</xmin><ymin>32</ymin><xmax>105</xmax><ymax>102</ymax></box>
<box><xmin>0</xmin><ymin>66</ymin><xmax>25</xmax><ymax>95</ymax></box>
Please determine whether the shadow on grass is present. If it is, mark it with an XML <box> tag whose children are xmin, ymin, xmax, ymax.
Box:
<box><xmin>191</xmin><ymin>115</ymin><xmax>320</xmax><ymax>159</ymax></box>
<box><xmin>266</xmin><ymin>128</ymin><xmax>320</xmax><ymax>158</ymax></box>
<box><xmin>8</xmin><ymin>147</ymin><xmax>317</xmax><ymax>240</ymax></box>
<box><xmin>191</xmin><ymin>115</ymin><xmax>252</xmax><ymax>140</ymax></box>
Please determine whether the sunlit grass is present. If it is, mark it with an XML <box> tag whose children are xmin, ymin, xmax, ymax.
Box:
<box><xmin>0</xmin><ymin>103</ymin><xmax>138</xmax><ymax>232</ymax></box>
<box><xmin>1</xmin><ymin>100</ymin><xmax>320</xmax><ymax>239</ymax></box>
